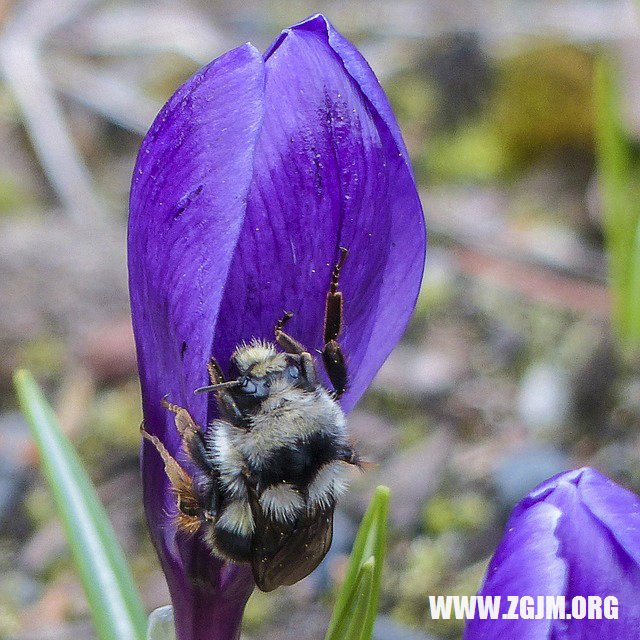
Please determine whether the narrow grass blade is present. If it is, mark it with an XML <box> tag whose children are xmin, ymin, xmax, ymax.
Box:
<box><xmin>593</xmin><ymin>56</ymin><xmax>634</xmax><ymax>337</ymax></box>
<box><xmin>14</xmin><ymin>369</ymin><xmax>147</xmax><ymax>640</ymax></box>
<box><xmin>593</xmin><ymin>56</ymin><xmax>640</xmax><ymax>349</ymax></box>
<box><xmin>628</xmin><ymin>218</ymin><xmax>640</xmax><ymax>345</ymax></box>
<box><xmin>341</xmin><ymin>558</ymin><xmax>375</xmax><ymax>640</ymax></box>
<box><xmin>325</xmin><ymin>486</ymin><xmax>390</xmax><ymax>640</ymax></box>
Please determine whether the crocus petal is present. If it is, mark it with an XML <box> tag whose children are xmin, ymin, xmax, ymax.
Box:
<box><xmin>465</xmin><ymin>501</ymin><xmax>565</xmax><ymax>640</ymax></box>
<box><xmin>577</xmin><ymin>468</ymin><xmax>640</xmax><ymax>567</ymax></box>
<box><xmin>129</xmin><ymin>13</ymin><xmax>425</xmax><ymax>640</ymax></box>
<box><xmin>465</xmin><ymin>468</ymin><xmax>640</xmax><ymax>639</ymax></box>
<box><xmin>129</xmin><ymin>43</ymin><xmax>263</xmax><ymax>640</ymax></box>
<box><xmin>212</xmin><ymin>14</ymin><xmax>426</xmax><ymax>413</ymax></box>
<box><xmin>546</xmin><ymin>470</ymin><xmax>640</xmax><ymax>637</ymax></box>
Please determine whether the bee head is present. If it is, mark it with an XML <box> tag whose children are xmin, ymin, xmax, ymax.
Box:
<box><xmin>230</xmin><ymin>339</ymin><xmax>279</xmax><ymax>375</ymax></box>
<box><xmin>195</xmin><ymin>339</ymin><xmax>306</xmax><ymax>412</ymax></box>
<box><xmin>223</xmin><ymin>339</ymin><xmax>302</xmax><ymax>410</ymax></box>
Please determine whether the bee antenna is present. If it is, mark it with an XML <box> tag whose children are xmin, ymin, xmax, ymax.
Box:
<box><xmin>194</xmin><ymin>380</ymin><xmax>242</xmax><ymax>394</ymax></box>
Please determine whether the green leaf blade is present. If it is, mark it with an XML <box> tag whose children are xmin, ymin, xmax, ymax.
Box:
<box><xmin>594</xmin><ymin>56</ymin><xmax>640</xmax><ymax>349</ymax></box>
<box><xmin>627</xmin><ymin>217</ymin><xmax>640</xmax><ymax>345</ymax></box>
<box><xmin>14</xmin><ymin>369</ymin><xmax>147</xmax><ymax>640</ymax></box>
<box><xmin>325</xmin><ymin>485</ymin><xmax>390</xmax><ymax>640</ymax></box>
<box><xmin>342</xmin><ymin>558</ymin><xmax>375</xmax><ymax>640</ymax></box>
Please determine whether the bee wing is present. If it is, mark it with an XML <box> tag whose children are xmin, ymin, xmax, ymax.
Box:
<box><xmin>249</xmin><ymin>492</ymin><xmax>334</xmax><ymax>592</ymax></box>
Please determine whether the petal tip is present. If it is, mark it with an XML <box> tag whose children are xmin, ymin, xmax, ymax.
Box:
<box><xmin>237</xmin><ymin>40</ymin><xmax>263</xmax><ymax>61</ymax></box>
<box><xmin>263</xmin><ymin>13</ymin><xmax>333</xmax><ymax>61</ymax></box>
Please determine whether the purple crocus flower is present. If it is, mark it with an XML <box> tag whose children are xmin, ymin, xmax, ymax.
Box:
<box><xmin>128</xmin><ymin>14</ymin><xmax>425</xmax><ymax>640</ymax></box>
<box><xmin>465</xmin><ymin>467</ymin><xmax>640</xmax><ymax>639</ymax></box>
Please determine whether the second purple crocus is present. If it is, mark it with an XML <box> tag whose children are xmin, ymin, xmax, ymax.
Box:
<box><xmin>465</xmin><ymin>467</ymin><xmax>640</xmax><ymax>639</ymax></box>
<box><xmin>128</xmin><ymin>14</ymin><xmax>425</xmax><ymax>640</ymax></box>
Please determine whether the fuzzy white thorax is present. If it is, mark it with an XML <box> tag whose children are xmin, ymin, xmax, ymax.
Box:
<box><xmin>241</xmin><ymin>388</ymin><xmax>347</xmax><ymax>469</ymax></box>
<box><xmin>208</xmin><ymin>420</ymin><xmax>247</xmax><ymax>497</ymax></box>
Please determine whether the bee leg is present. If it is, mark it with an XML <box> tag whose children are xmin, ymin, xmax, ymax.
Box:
<box><xmin>322</xmin><ymin>341</ymin><xmax>347</xmax><ymax>399</ymax></box>
<box><xmin>322</xmin><ymin>247</ymin><xmax>348</xmax><ymax>398</ymax></box>
<box><xmin>338</xmin><ymin>444</ymin><xmax>374</xmax><ymax>471</ymax></box>
<box><xmin>297</xmin><ymin>351</ymin><xmax>317</xmax><ymax>387</ymax></box>
<box><xmin>207</xmin><ymin>357</ymin><xmax>225</xmax><ymax>384</ymax></box>
<box><xmin>274</xmin><ymin>313</ymin><xmax>319</xmax><ymax>387</ymax></box>
<box><xmin>140</xmin><ymin>423</ymin><xmax>202</xmax><ymax>533</ymax></box>
<box><xmin>274</xmin><ymin>311</ymin><xmax>307</xmax><ymax>355</ymax></box>
<box><xmin>161</xmin><ymin>397</ymin><xmax>214</xmax><ymax>472</ymax></box>
<box><xmin>339</xmin><ymin>445</ymin><xmax>361</xmax><ymax>467</ymax></box>
<box><xmin>242</xmin><ymin>466</ymin><xmax>262</xmax><ymax>493</ymax></box>
<box><xmin>203</xmin><ymin>485</ymin><xmax>219</xmax><ymax>521</ymax></box>
<box><xmin>206</xmin><ymin>357</ymin><xmax>244</xmax><ymax>423</ymax></box>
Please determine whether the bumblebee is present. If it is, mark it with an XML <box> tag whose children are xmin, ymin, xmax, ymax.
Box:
<box><xmin>142</xmin><ymin>248</ymin><xmax>363</xmax><ymax>591</ymax></box>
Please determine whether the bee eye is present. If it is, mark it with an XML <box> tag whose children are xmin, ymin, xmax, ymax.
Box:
<box><xmin>238</xmin><ymin>376</ymin><xmax>269</xmax><ymax>399</ymax></box>
<box><xmin>240</xmin><ymin>377</ymin><xmax>257</xmax><ymax>394</ymax></box>
<box><xmin>287</xmin><ymin>364</ymin><xmax>300</xmax><ymax>380</ymax></box>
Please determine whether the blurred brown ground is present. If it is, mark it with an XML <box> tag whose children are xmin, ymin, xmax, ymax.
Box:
<box><xmin>1</xmin><ymin>1</ymin><xmax>640</xmax><ymax>639</ymax></box>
